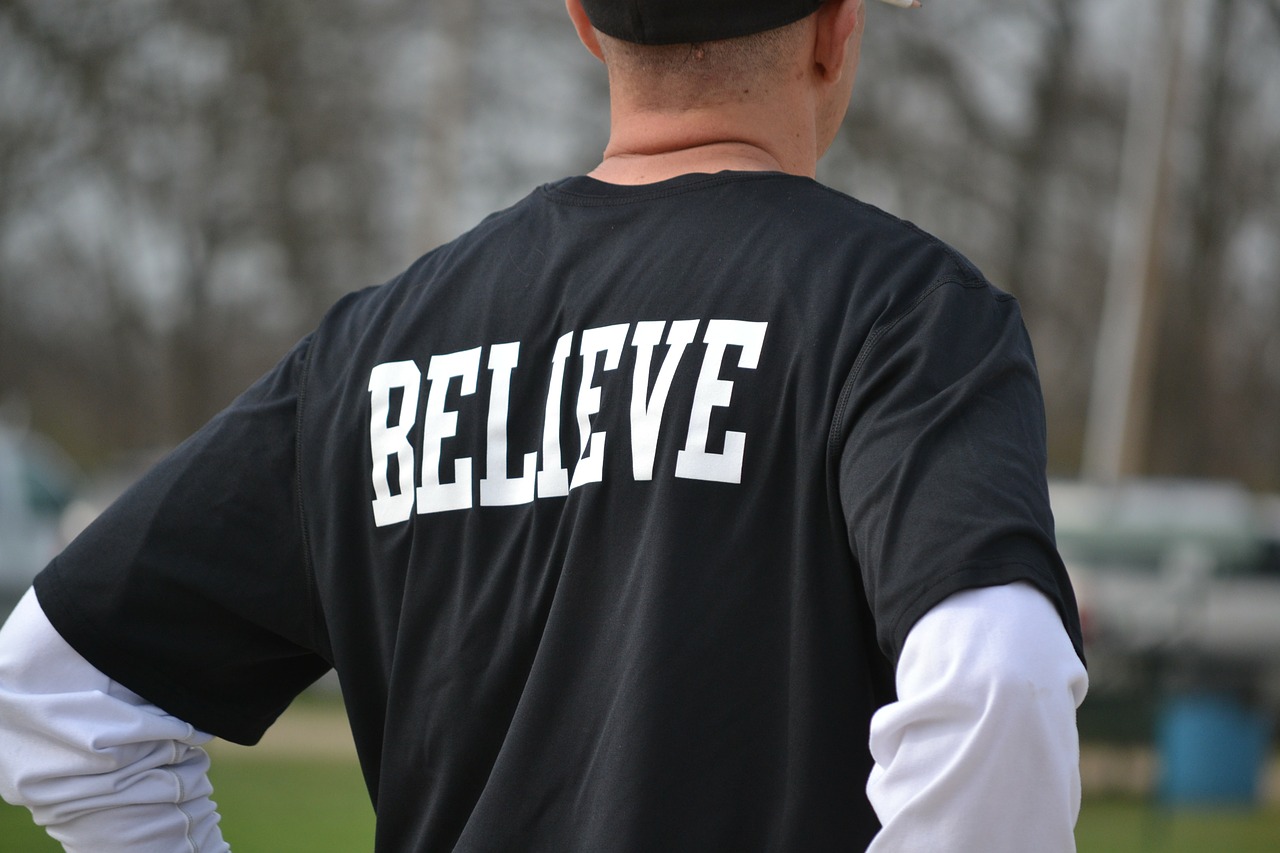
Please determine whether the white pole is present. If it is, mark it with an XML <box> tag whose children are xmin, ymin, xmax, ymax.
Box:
<box><xmin>1081</xmin><ymin>0</ymin><xmax>1189</xmax><ymax>482</ymax></box>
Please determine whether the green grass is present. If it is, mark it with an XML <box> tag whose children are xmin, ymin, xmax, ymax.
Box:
<box><xmin>205</xmin><ymin>757</ymin><xmax>375</xmax><ymax>852</ymax></box>
<box><xmin>0</xmin><ymin>798</ymin><xmax>58</xmax><ymax>852</ymax></box>
<box><xmin>5</xmin><ymin>760</ymin><xmax>1280</xmax><ymax>852</ymax></box>
<box><xmin>1076</xmin><ymin>797</ymin><xmax>1280</xmax><ymax>853</ymax></box>
<box><xmin>0</xmin><ymin>753</ymin><xmax>371</xmax><ymax>845</ymax></box>
<box><xmin>0</xmin><ymin>755</ymin><xmax>373</xmax><ymax>852</ymax></box>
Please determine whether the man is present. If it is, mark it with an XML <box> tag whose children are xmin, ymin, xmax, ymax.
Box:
<box><xmin>0</xmin><ymin>0</ymin><xmax>1087</xmax><ymax>849</ymax></box>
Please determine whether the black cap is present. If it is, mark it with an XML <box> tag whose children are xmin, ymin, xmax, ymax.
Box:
<box><xmin>580</xmin><ymin>0</ymin><xmax>826</xmax><ymax>46</ymax></box>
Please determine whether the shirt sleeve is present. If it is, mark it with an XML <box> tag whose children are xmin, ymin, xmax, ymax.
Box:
<box><xmin>835</xmin><ymin>274</ymin><xmax>1084</xmax><ymax>662</ymax></box>
<box><xmin>0</xmin><ymin>588</ymin><xmax>230</xmax><ymax>853</ymax></box>
<box><xmin>33</xmin><ymin>336</ymin><xmax>332</xmax><ymax>745</ymax></box>
<box><xmin>867</xmin><ymin>582</ymin><xmax>1089</xmax><ymax>852</ymax></box>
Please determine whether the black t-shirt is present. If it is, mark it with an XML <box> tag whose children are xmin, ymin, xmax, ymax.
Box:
<box><xmin>36</xmin><ymin>172</ymin><xmax>1083</xmax><ymax>852</ymax></box>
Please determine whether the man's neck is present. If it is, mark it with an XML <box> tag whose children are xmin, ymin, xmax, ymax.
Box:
<box><xmin>588</xmin><ymin>100</ymin><xmax>820</xmax><ymax>186</ymax></box>
<box><xmin>588</xmin><ymin>142</ymin><xmax>791</xmax><ymax>185</ymax></box>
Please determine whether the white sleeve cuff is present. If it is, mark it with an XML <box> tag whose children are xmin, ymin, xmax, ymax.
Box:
<box><xmin>0</xmin><ymin>587</ymin><xmax>230</xmax><ymax>853</ymax></box>
<box><xmin>867</xmin><ymin>581</ymin><xmax>1088</xmax><ymax>852</ymax></box>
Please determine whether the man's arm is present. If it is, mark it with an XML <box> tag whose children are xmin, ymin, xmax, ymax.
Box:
<box><xmin>867</xmin><ymin>581</ymin><xmax>1088</xmax><ymax>852</ymax></box>
<box><xmin>0</xmin><ymin>588</ymin><xmax>229</xmax><ymax>853</ymax></box>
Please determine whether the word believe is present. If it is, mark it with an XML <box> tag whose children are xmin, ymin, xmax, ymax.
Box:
<box><xmin>368</xmin><ymin>319</ymin><xmax>768</xmax><ymax>526</ymax></box>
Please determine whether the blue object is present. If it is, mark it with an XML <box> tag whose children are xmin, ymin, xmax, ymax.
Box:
<box><xmin>1157</xmin><ymin>693</ymin><xmax>1270</xmax><ymax>806</ymax></box>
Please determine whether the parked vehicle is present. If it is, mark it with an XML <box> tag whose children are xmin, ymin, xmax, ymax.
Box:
<box><xmin>1051</xmin><ymin>479</ymin><xmax>1280</xmax><ymax>695</ymax></box>
<box><xmin>0</xmin><ymin>425</ymin><xmax>77</xmax><ymax>619</ymax></box>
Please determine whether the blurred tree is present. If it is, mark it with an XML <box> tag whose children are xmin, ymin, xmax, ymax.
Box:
<box><xmin>0</xmin><ymin>0</ymin><xmax>410</xmax><ymax>457</ymax></box>
<box><xmin>1149</xmin><ymin>0</ymin><xmax>1240</xmax><ymax>481</ymax></box>
<box><xmin>416</xmin><ymin>0</ymin><xmax>477</xmax><ymax>250</ymax></box>
<box><xmin>1144</xmin><ymin>0</ymin><xmax>1280</xmax><ymax>490</ymax></box>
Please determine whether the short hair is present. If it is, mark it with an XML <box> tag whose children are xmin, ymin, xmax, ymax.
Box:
<box><xmin>597</xmin><ymin>18</ymin><xmax>810</xmax><ymax>107</ymax></box>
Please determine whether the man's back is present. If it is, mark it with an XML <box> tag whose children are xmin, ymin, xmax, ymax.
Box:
<box><xmin>312</xmin><ymin>173</ymin><xmax>901</xmax><ymax>848</ymax></box>
<box><xmin>34</xmin><ymin>172</ymin><xmax>1075</xmax><ymax>849</ymax></box>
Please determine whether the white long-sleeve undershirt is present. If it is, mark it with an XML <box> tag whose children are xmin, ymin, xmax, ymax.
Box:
<box><xmin>0</xmin><ymin>587</ymin><xmax>229</xmax><ymax>853</ymax></box>
<box><xmin>0</xmin><ymin>581</ymin><xmax>1085</xmax><ymax>851</ymax></box>
<box><xmin>868</xmin><ymin>581</ymin><xmax>1089</xmax><ymax>851</ymax></box>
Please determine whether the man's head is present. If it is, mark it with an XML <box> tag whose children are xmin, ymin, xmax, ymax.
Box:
<box><xmin>566</xmin><ymin>0</ymin><xmax>867</xmax><ymax>177</ymax></box>
<box><xmin>588</xmin><ymin>17</ymin><xmax>814</xmax><ymax>111</ymax></box>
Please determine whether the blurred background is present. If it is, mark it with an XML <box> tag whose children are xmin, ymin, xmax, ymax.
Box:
<box><xmin>1</xmin><ymin>0</ymin><xmax>1279</xmax><ymax>845</ymax></box>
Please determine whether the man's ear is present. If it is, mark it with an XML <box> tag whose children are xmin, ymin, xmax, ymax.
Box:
<box><xmin>812</xmin><ymin>0</ymin><xmax>864</xmax><ymax>82</ymax></box>
<box><xmin>566</xmin><ymin>0</ymin><xmax>606</xmax><ymax>63</ymax></box>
